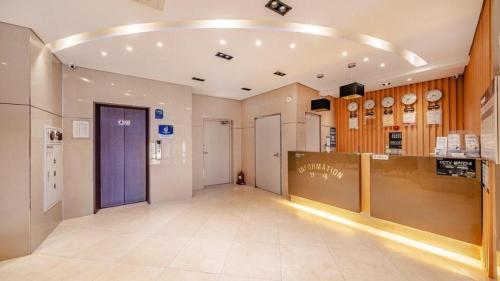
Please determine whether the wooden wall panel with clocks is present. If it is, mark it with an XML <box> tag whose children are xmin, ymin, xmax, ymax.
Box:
<box><xmin>333</xmin><ymin>77</ymin><xmax>464</xmax><ymax>156</ymax></box>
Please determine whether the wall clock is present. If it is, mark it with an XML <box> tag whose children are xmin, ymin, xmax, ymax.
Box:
<box><xmin>401</xmin><ymin>93</ymin><xmax>417</xmax><ymax>113</ymax></box>
<box><xmin>364</xmin><ymin>99</ymin><xmax>375</xmax><ymax>118</ymax></box>
<box><xmin>382</xmin><ymin>96</ymin><xmax>395</xmax><ymax>108</ymax></box>
<box><xmin>347</xmin><ymin>102</ymin><xmax>359</xmax><ymax>112</ymax></box>
<box><xmin>426</xmin><ymin>89</ymin><xmax>442</xmax><ymax>110</ymax></box>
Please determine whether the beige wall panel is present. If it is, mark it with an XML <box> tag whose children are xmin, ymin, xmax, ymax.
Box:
<box><xmin>0</xmin><ymin>23</ymin><xmax>30</xmax><ymax>105</ymax></box>
<box><xmin>0</xmin><ymin>104</ymin><xmax>30</xmax><ymax>260</ymax></box>
<box><xmin>29</xmin><ymin>107</ymin><xmax>63</xmax><ymax>251</ymax></box>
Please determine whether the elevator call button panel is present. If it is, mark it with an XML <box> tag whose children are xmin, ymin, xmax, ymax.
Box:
<box><xmin>44</xmin><ymin>126</ymin><xmax>63</xmax><ymax>212</ymax></box>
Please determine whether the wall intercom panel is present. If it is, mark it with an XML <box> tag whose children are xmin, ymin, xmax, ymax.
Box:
<box><xmin>44</xmin><ymin>126</ymin><xmax>63</xmax><ymax>212</ymax></box>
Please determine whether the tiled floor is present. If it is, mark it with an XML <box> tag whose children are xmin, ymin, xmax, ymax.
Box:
<box><xmin>0</xmin><ymin>184</ymin><xmax>491</xmax><ymax>281</ymax></box>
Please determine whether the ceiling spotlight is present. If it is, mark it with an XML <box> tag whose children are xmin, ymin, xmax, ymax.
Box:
<box><xmin>407</xmin><ymin>78</ymin><xmax>412</xmax><ymax>82</ymax></box>
<box><xmin>265</xmin><ymin>0</ymin><xmax>292</xmax><ymax>16</ymax></box>
<box><xmin>380</xmin><ymin>63</ymin><xmax>386</xmax><ymax>68</ymax></box>
<box><xmin>256</xmin><ymin>40</ymin><xmax>262</xmax><ymax>46</ymax></box>
<box><xmin>1</xmin><ymin>62</ymin><xmax>7</xmax><ymax>65</ymax></box>
<box><xmin>100</xmin><ymin>51</ymin><xmax>107</xmax><ymax>57</ymax></box>
<box><xmin>126</xmin><ymin>45</ymin><xmax>133</xmax><ymax>52</ymax></box>
<box><xmin>341</xmin><ymin>51</ymin><xmax>348</xmax><ymax>57</ymax></box>
<box><xmin>274</xmin><ymin>71</ymin><xmax>286</xmax><ymax>77</ymax></box>
<box><xmin>219</xmin><ymin>39</ymin><xmax>227</xmax><ymax>45</ymax></box>
<box><xmin>192</xmin><ymin>77</ymin><xmax>205</xmax><ymax>82</ymax></box>
<box><xmin>382</xmin><ymin>82</ymin><xmax>391</xmax><ymax>86</ymax></box>
<box><xmin>110</xmin><ymin>82</ymin><xmax>115</xmax><ymax>86</ymax></box>
<box><xmin>242</xmin><ymin>87</ymin><xmax>252</xmax><ymax>91</ymax></box>
<box><xmin>290</xmin><ymin>43</ymin><xmax>296</xmax><ymax>49</ymax></box>
<box><xmin>156</xmin><ymin>42</ymin><xmax>163</xmax><ymax>47</ymax></box>
<box><xmin>215</xmin><ymin>52</ymin><xmax>234</xmax><ymax>60</ymax></box>
<box><xmin>317</xmin><ymin>74</ymin><xmax>324</xmax><ymax>79</ymax></box>
<box><xmin>363</xmin><ymin>57</ymin><xmax>369</xmax><ymax>62</ymax></box>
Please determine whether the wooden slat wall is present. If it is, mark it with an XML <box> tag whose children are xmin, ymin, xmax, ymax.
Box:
<box><xmin>334</xmin><ymin>77</ymin><xmax>464</xmax><ymax>156</ymax></box>
<box><xmin>464</xmin><ymin>0</ymin><xmax>492</xmax><ymax>134</ymax></box>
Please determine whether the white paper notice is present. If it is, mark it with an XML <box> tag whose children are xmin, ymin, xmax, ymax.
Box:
<box><xmin>435</xmin><ymin>136</ymin><xmax>447</xmax><ymax>156</ymax></box>
<box><xmin>403</xmin><ymin>111</ymin><xmax>416</xmax><ymax>124</ymax></box>
<box><xmin>349</xmin><ymin>117</ymin><xmax>358</xmax><ymax>130</ymax></box>
<box><xmin>447</xmin><ymin>133</ymin><xmax>461</xmax><ymax>153</ymax></box>
<box><xmin>427</xmin><ymin>110</ymin><xmax>442</xmax><ymax>125</ymax></box>
<box><xmin>382</xmin><ymin>114</ymin><xmax>394</xmax><ymax>127</ymax></box>
<box><xmin>465</xmin><ymin>134</ymin><xmax>480</xmax><ymax>157</ymax></box>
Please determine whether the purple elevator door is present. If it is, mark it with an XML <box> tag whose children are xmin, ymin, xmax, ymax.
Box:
<box><xmin>99</xmin><ymin>106</ymin><xmax>147</xmax><ymax>208</ymax></box>
<box><xmin>124</xmin><ymin>108</ymin><xmax>147</xmax><ymax>204</ymax></box>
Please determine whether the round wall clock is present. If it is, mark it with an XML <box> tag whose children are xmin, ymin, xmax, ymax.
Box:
<box><xmin>347</xmin><ymin>102</ymin><xmax>358</xmax><ymax>112</ymax></box>
<box><xmin>401</xmin><ymin>93</ymin><xmax>417</xmax><ymax>105</ymax></box>
<box><xmin>426</xmin><ymin>89</ymin><xmax>443</xmax><ymax>102</ymax></box>
<box><xmin>381</xmin><ymin>96</ymin><xmax>395</xmax><ymax>108</ymax></box>
<box><xmin>364</xmin><ymin>99</ymin><xmax>375</xmax><ymax>110</ymax></box>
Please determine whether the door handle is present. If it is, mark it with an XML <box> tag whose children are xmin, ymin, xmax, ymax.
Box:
<box><xmin>273</xmin><ymin>153</ymin><xmax>280</xmax><ymax>157</ymax></box>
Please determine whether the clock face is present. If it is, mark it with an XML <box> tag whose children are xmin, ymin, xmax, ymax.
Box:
<box><xmin>426</xmin><ymin>89</ymin><xmax>443</xmax><ymax>102</ymax></box>
<box><xmin>347</xmin><ymin>102</ymin><xmax>358</xmax><ymax>112</ymax></box>
<box><xmin>381</xmin><ymin>96</ymin><xmax>395</xmax><ymax>108</ymax></box>
<box><xmin>401</xmin><ymin>93</ymin><xmax>417</xmax><ymax>105</ymax></box>
<box><xmin>364</xmin><ymin>99</ymin><xmax>375</xmax><ymax>110</ymax></box>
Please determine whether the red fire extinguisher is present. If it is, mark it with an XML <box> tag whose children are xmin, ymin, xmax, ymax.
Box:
<box><xmin>237</xmin><ymin>171</ymin><xmax>245</xmax><ymax>185</ymax></box>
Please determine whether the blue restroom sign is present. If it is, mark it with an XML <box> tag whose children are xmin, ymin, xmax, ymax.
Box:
<box><xmin>158</xmin><ymin>125</ymin><xmax>174</xmax><ymax>138</ymax></box>
<box><xmin>155</xmin><ymin>109</ymin><xmax>164</xmax><ymax>119</ymax></box>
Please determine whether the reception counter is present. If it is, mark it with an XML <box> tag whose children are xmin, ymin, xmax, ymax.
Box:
<box><xmin>287</xmin><ymin>151</ymin><xmax>482</xmax><ymax>245</ymax></box>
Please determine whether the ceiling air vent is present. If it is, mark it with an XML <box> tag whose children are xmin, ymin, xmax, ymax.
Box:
<box><xmin>274</xmin><ymin>71</ymin><xmax>286</xmax><ymax>77</ymax></box>
<box><xmin>192</xmin><ymin>77</ymin><xmax>205</xmax><ymax>82</ymax></box>
<box><xmin>133</xmin><ymin>0</ymin><xmax>165</xmax><ymax>11</ymax></box>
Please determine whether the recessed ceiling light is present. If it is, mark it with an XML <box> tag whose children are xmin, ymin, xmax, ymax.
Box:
<box><xmin>159</xmin><ymin>102</ymin><xmax>165</xmax><ymax>105</ymax></box>
<box><xmin>126</xmin><ymin>46</ymin><xmax>133</xmax><ymax>52</ymax></box>
<box><xmin>1</xmin><ymin>62</ymin><xmax>6</xmax><ymax>65</ymax></box>
<box><xmin>380</xmin><ymin>63</ymin><xmax>386</xmax><ymax>68</ymax></box>
<box><xmin>219</xmin><ymin>39</ymin><xmax>227</xmax><ymax>45</ymax></box>
<box><xmin>242</xmin><ymin>87</ymin><xmax>252</xmax><ymax>91</ymax></box>
<box><xmin>290</xmin><ymin>43</ymin><xmax>296</xmax><ymax>49</ymax></box>
<box><xmin>341</xmin><ymin>51</ymin><xmax>348</xmax><ymax>57</ymax></box>
<box><xmin>382</xmin><ymin>82</ymin><xmax>391</xmax><ymax>86</ymax></box>
<box><xmin>215</xmin><ymin>52</ymin><xmax>234</xmax><ymax>60</ymax></box>
<box><xmin>123</xmin><ymin>92</ymin><xmax>132</xmax><ymax>96</ymax></box>
<box><xmin>100</xmin><ymin>51</ymin><xmax>107</xmax><ymax>57</ymax></box>
<box><xmin>110</xmin><ymin>82</ymin><xmax>115</xmax><ymax>86</ymax></box>
<box><xmin>265</xmin><ymin>0</ymin><xmax>292</xmax><ymax>16</ymax></box>
<box><xmin>80</xmin><ymin>77</ymin><xmax>90</xmax><ymax>83</ymax></box>
<box><xmin>274</xmin><ymin>71</ymin><xmax>286</xmax><ymax>77</ymax></box>
<box><xmin>256</xmin><ymin>40</ymin><xmax>262</xmax><ymax>46</ymax></box>
<box><xmin>192</xmin><ymin>77</ymin><xmax>205</xmax><ymax>82</ymax></box>
<box><xmin>407</xmin><ymin>78</ymin><xmax>412</xmax><ymax>81</ymax></box>
<box><xmin>317</xmin><ymin>74</ymin><xmax>324</xmax><ymax>79</ymax></box>
<box><xmin>156</xmin><ymin>42</ymin><xmax>163</xmax><ymax>47</ymax></box>
<box><xmin>363</xmin><ymin>57</ymin><xmax>369</xmax><ymax>62</ymax></box>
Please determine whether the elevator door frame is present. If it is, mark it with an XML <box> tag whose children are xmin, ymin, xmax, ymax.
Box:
<box><xmin>94</xmin><ymin>103</ymin><xmax>150</xmax><ymax>213</ymax></box>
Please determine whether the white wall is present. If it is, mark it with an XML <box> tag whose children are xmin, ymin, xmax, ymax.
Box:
<box><xmin>62</xmin><ymin>67</ymin><xmax>193</xmax><ymax>219</ymax></box>
<box><xmin>192</xmin><ymin>94</ymin><xmax>242</xmax><ymax>190</ymax></box>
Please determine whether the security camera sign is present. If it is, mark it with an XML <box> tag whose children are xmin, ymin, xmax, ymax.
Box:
<box><xmin>158</xmin><ymin>125</ymin><xmax>174</xmax><ymax>138</ymax></box>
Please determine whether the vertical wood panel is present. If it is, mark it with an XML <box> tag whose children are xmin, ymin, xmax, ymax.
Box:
<box><xmin>334</xmin><ymin>77</ymin><xmax>463</xmax><ymax>156</ymax></box>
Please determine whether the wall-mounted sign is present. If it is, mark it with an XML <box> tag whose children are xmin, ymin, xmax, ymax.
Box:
<box><xmin>435</xmin><ymin>136</ymin><xmax>448</xmax><ymax>157</ymax></box>
<box><xmin>155</xmin><ymin>109</ymin><xmax>164</xmax><ymax>119</ymax></box>
<box><xmin>72</xmin><ymin>120</ymin><xmax>90</xmax><ymax>139</ymax></box>
<box><xmin>117</xmin><ymin>119</ymin><xmax>131</xmax><ymax>126</ymax></box>
<box><xmin>297</xmin><ymin>162</ymin><xmax>344</xmax><ymax>180</ymax></box>
<box><xmin>158</xmin><ymin>124</ymin><xmax>174</xmax><ymax>138</ymax></box>
<box><xmin>389</xmin><ymin>132</ymin><xmax>403</xmax><ymax>149</ymax></box>
<box><xmin>436</xmin><ymin>158</ymin><xmax>476</xmax><ymax>178</ymax></box>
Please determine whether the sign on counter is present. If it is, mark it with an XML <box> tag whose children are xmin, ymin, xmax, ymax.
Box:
<box><xmin>436</xmin><ymin>158</ymin><xmax>476</xmax><ymax>178</ymax></box>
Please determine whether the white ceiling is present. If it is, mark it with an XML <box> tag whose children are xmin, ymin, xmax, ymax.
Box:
<box><xmin>0</xmin><ymin>0</ymin><xmax>483</xmax><ymax>99</ymax></box>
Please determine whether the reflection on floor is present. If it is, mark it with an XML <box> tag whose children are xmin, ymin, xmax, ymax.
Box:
<box><xmin>0</xmin><ymin>185</ymin><xmax>491</xmax><ymax>281</ymax></box>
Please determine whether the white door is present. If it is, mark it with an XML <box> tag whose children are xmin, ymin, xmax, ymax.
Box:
<box><xmin>203</xmin><ymin>120</ymin><xmax>231</xmax><ymax>186</ymax></box>
<box><xmin>305</xmin><ymin>113</ymin><xmax>321</xmax><ymax>152</ymax></box>
<box><xmin>255</xmin><ymin>114</ymin><xmax>281</xmax><ymax>194</ymax></box>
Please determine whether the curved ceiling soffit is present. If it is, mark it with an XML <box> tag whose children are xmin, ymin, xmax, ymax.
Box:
<box><xmin>46</xmin><ymin>19</ymin><xmax>427</xmax><ymax>67</ymax></box>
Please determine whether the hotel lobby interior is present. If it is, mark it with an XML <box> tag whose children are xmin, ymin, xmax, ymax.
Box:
<box><xmin>1</xmin><ymin>0</ymin><xmax>500</xmax><ymax>280</ymax></box>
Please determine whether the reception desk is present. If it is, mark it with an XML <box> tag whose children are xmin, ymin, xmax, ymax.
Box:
<box><xmin>288</xmin><ymin>152</ymin><xmax>361</xmax><ymax>212</ymax></box>
<box><xmin>287</xmin><ymin>151</ymin><xmax>482</xmax><ymax>245</ymax></box>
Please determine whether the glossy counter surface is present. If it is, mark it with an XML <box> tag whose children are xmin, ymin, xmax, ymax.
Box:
<box><xmin>288</xmin><ymin>152</ymin><xmax>360</xmax><ymax>212</ymax></box>
<box><xmin>370</xmin><ymin>155</ymin><xmax>482</xmax><ymax>245</ymax></box>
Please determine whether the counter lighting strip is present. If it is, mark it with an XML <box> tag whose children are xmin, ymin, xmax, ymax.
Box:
<box><xmin>285</xmin><ymin>200</ymin><xmax>483</xmax><ymax>269</ymax></box>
